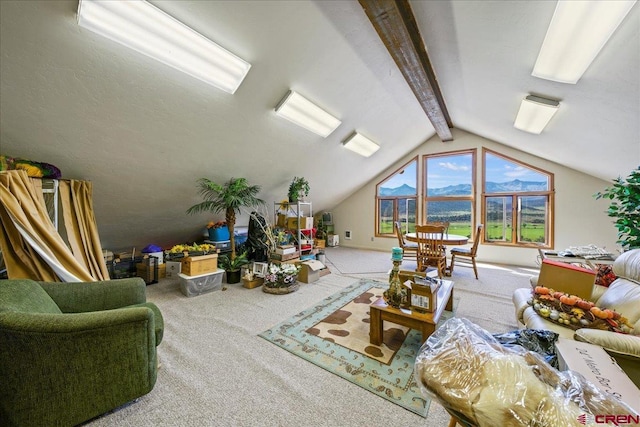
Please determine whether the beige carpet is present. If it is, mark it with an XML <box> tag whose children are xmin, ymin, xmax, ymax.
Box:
<box><xmin>86</xmin><ymin>248</ymin><xmax>537</xmax><ymax>426</ymax></box>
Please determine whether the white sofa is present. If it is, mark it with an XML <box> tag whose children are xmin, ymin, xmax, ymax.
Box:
<box><xmin>513</xmin><ymin>249</ymin><xmax>640</xmax><ymax>387</ymax></box>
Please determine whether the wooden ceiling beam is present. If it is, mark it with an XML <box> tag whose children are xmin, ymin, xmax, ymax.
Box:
<box><xmin>359</xmin><ymin>0</ymin><xmax>453</xmax><ymax>141</ymax></box>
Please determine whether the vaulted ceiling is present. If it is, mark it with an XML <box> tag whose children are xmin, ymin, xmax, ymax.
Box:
<box><xmin>1</xmin><ymin>1</ymin><xmax>638</xmax><ymax>250</ymax></box>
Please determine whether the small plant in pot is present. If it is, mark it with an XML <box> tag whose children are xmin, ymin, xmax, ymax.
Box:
<box><xmin>219</xmin><ymin>251</ymin><xmax>249</xmax><ymax>286</ymax></box>
<box><xmin>288</xmin><ymin>176</ymin><xmax>310</xmax><ymax>202</ymax></box>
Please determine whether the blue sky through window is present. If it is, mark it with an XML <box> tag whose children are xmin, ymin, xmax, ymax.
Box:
<box><xmin>427</xmin><ymin>153</ymin><xmax>472</xmax><ymax>189</ymax></box>
<box><xmin>485</xmin><ymin>153</ymin><xmax>548</xmax><ymax>189</ymax></box>
<box><xmin>381</xmin><ymin>160</ymin><xmax>417</xmax><ymax>189</ymax></box>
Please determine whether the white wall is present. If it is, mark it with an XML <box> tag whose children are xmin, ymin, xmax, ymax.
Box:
<box><xmin>331</xmin><ymin>129</ymin><xmax>618</xmax><ymax>267</ymax></box>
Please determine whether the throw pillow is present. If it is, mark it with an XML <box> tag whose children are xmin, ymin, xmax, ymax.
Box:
<box><xmin>593</xmin><ymin>264</ymin><xmax>616</xmax><ymax>287</ymax></box>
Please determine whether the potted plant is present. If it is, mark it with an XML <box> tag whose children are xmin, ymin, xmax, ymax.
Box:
<box><xmin>595</xmin><ymin>166</ymin><xmax>640</xmax><ymax>250</ymax></box>
<box><xmin>187</xmin><ymin>177</ymin><xmax>265</xmax><ymax>261</ymax></box>
<box><xmin>288</xmin><ymin>176</ymin><xmax>310</xmax><ymax>202</ymax></box>
<box><xmin>219</xmin><ymin>251</ymin><xmax>249</xmax><ymax>285</ymax></box>
<box><xmin>263</xmin><ymin>262</ymin><xmax>300</xmax><ymax>294</ymax></box>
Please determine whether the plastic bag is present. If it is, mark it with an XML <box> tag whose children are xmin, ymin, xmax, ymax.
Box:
<box><xmin>414</xmin><ymin>318</ymin><xmax>638</xmax><ymax>426</ymax></box>
<box><xmin>493</xmin><ymin>329</ymin><xmax>559</xmax><ymax>368</ymax></box>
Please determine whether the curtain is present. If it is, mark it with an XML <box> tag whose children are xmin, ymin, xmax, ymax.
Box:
<box><xmin>59</xmin><ymin>180</ymin><xmax>110</xmax><ymax>280</ymax></box>
<box><xmin>0</xmin><ymin>170</ymin><xmax>94</xmax><ymax>281</ymax></box>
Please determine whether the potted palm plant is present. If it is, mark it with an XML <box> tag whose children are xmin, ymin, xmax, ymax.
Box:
<box><xmin>187</xmin><ymin>177</ymin><xmax>265</xmax><ymax>282</ymax></box>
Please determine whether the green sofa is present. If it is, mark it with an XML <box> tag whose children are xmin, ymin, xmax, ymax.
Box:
<box><xmin>0</xmin><ymin>278</ymin><xmax>163</xmax><ymax>426</ymax></box>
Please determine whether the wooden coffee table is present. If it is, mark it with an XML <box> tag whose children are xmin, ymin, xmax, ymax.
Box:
<box><xmin>369</xmin><ymin>279</ymin><xmax>454</xmax><ymax>345</ymax></box>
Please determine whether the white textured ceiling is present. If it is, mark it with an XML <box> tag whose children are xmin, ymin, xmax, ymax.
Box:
<box><xmin>1</xmin><ymin>0</ymin><xmax>638</xmax><ymax>251</ymax></box>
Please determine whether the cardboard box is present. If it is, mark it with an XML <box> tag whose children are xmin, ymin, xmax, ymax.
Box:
<box><xmin>270</xmin><ymin>258</ymin><xmax>300</xmax><ymax>266</ymax></box>
<box><xmin>538</xmin><ymin>259</ymin><xmax>596</xmax><ymax>299</ymax></box>
<box><xmin>555</xmin><ymin>338</ymin><xmax>640</xmax><ymax>413</ymax></box>
<box><xmin>136</xmin><ymin>263</ymin><xmax>166</xmax><ymax>281</ymax></box>
<box><xmin>275</xmin><ymin>245</ymin><xmax>296</xmax><ymax>255</ymax></box>
<box><xmin>181</xmin><ymin>254</ymin><xmax>218</xmax><ymax>276</ymax></box>
<box><xmin>286</xmin><ymin>216</ymin><xmax>314</xmax><ymax>230</ymax></box>
<box><xmin>298</xmin><ymin>260</ymin><xmax>325</xmax><ymax>283</ymax></box>
<box><xmin>165</xmin><ymin>261</ymin><xmax>181</xmax><ymax>278</ymax></box>
<box><xmin>318</xmin><ymin>267</ymin><xmax>331</xmax><ymax>277</ymax></box>
<box><xmin>404</xmin><ymin>277</ymin><xmax>441</xmax><ymax>313</ymax></box>
<box><xmin>179</xmin><ymin>269</ymin><xmax>224</xmax><ymax>297</ymax></box>
<box><xmin>270</xmin><ymin>251</ymin><xmax>300</xmax><ymax>261</ymax></box>
<box><xmin>142</xmin><ymin>252</ymin><xmax>164</xmax><ymax>264</ymax></box>
<box><xmin>327</xmin><ymin>234</ymin><xmax>339</xmax><ymax>247</ymax></box>
<box><xmin>314</xmin><ymin>239</ymin><xmax>326</xmax><ymax>248</ymax></box>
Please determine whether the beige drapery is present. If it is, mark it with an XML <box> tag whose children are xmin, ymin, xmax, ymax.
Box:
<box><xmin>0</xmin><ymin>170</ymin><xmax>106</xmax><ymax>281</ymax></box>
<box><xmin>59</xmin><ymin>180</ymin><xmax>109</xmax><ymax>280</ymax></box>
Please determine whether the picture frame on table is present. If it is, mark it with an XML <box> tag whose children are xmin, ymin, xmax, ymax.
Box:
<box><xmin>253</xmin><ymin>262</ymin><xmax>268</xmax><ymax>278</ymax></box>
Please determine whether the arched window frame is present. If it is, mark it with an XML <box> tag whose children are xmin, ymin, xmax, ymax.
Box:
<box><xmin>375</xmin><ymin>156</ymin><xmax>419</xmax><ymax>237</ymax></box>
<box><xmin>482</xmin><ymin>148</ymin><xmax>555</xmax><ymax>248</ymax></box>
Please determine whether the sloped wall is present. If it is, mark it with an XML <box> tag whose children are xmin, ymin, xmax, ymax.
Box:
<box><xmin>331</xmin><ymin>129</ymin><xmax>618</xmax><ymax>267</ymax></box>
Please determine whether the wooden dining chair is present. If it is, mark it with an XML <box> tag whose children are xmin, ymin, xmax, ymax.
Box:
<box><xmin>394</xmin><ymin>221</ymin><xmax>418</xmax><ymax>261</ymax></box>
<box><xmin>449</xmin><ymin>224</ymin><xmax>483</xmax><ymax>279</ymax></box>
<box><xmin>426</xmin><ymin>221</ymin><xmax>450</xmax><ymax>251</ymax></box>
<box><xmin>415</xmin><ymin>224</ymin><xmax>447</xmax><ymax>278</ymax></box>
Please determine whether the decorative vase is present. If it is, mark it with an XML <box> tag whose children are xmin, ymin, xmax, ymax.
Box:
<box><xmin>384</xmin><ymin>258</ymin><xmax>406</xmax><ymax>308</ymax></box>
<box><xmin>226</xmin><ymin>269</ymin><xmax>242</xmax><ymax>284</ymax></box>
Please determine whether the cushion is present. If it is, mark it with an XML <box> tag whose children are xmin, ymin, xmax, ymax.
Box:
<box><xmin>613</xmin><ymin>248</ymin><xmax>640</xmax><ymax>284</ymax></box>
<box><xmin>0</xmin><ymin>279</ymin><xmax>62</xmax><ymax>314</ymax></box>
<box><xmin>594</xmin><ymin>264</ymin><xmax>617</xmax><ymax>287</ymax></box>
<box><xmin>595</xmin><ymin>278</ymin><xmax>640</xmax><ymax>327</ymax></box>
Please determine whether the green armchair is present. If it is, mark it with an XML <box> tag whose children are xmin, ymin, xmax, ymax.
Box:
<box><xmin>0</xmin><ymin>277</ymin><xmax>164</xmax><ymax>426</ymax></box>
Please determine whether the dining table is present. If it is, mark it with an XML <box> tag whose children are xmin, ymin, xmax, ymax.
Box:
<box><xmin>404</xmin><ymin>232</ymin><xmax>469</xmax><ymax>276</ymax></box>
<box><xmin>404</xmin><ymin>233</ymin><xmax>469</xmax><ymax>246</ymax></box>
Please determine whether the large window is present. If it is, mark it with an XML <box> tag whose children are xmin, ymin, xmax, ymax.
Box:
<box><xmin>376</xmin><ymin>158</ymin><xmax>418</xmax><ymax>236</ymax></box>
<box><xmin>424</xmin><ymin>151</ymin><xmax>475</xmax><ymax>238</ymax></box>
<box><xmin>483</xmin><ymin>149</ymin><xmax>554</xmax><ymax>247</ymax></box>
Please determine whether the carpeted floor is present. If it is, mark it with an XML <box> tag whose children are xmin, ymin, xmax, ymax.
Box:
<box><xmin>86</xmin><ymin>247</ymin><xmax>537</xmax><ymax>426</ymax></box>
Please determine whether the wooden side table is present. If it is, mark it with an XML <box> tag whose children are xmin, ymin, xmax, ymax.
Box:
<box><xmin>370</xmin><ymin>279</ymin><xmax>454</xmax><ymax>345</ymax></box>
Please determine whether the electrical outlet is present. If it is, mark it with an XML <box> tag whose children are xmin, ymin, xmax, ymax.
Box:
<box><xmin>345</xmin><ymin>230</ymin><xmax>352</xmax><ymax>240</ymax></box>
<box><xmin>371</xmin><ymin>237</ymin><xmax>374</xmax><ymax>242</ymax></box>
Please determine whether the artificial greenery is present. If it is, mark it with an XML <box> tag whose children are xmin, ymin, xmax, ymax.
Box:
<box><xmin>594</xmin><ymin>166</ymin><xmax>640</xmax><ymax>250</ymax></box>
<box><xmin>218</xmin><ymin>251</ymin><xmax>249</xmax><ymax>272</ymax></box>
<box><xmin>288</xmin><ymin>176</ymin><xmax>310</xmax><ymax>202</ymax></box>
<box><xmin>187</xmin><ymin>177</ymin><xmax>264</xmax><ymax>260</ymax></box>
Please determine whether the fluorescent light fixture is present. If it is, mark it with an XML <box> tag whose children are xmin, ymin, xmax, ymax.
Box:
<box><xmin>77</xmin><ymin>0</ymin><xmax>251</xmax><ymax>94</ymax></box>
<box><xmin>342</xmin><ymin>132</ymin><xmax>380</xmax><ymax>157</ymax></box>
<box><xmin>532</xmin><ymin>0</ymin><xmax>637</xmax><ymax>84</ymax></box>
<box><xmin>274</xmin><ymin>91</ymin><xmax>341</xmax><ymax>137</ymax></box>
<box><xmin>514</xmin><ymin>95</ymin><xmax>560</xmax><ymax>134</ymax></box>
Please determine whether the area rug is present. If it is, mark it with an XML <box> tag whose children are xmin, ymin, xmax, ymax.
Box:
<box><xmin>258</xmin><ymin>279</ymin><xmax>456</xmax><ymax>417</ymax></box>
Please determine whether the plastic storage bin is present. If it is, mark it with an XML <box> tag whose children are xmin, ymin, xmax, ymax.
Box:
<box><xmin>179</xmin><ymin>269</ymin><xmax>224</xmax><ymax>297</ymax></box>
